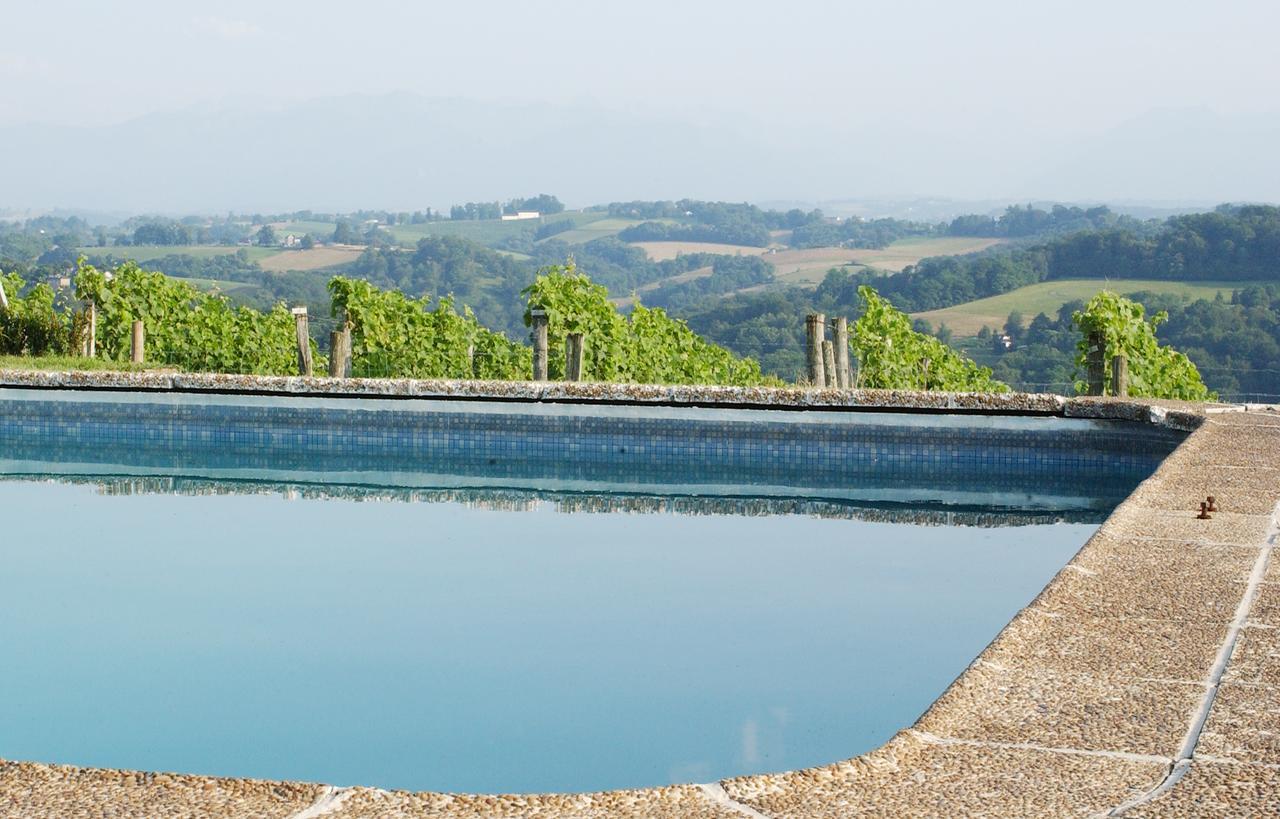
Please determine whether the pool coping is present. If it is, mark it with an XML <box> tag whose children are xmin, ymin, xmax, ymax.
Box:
<box><xmin>0</xmin><ymin>369</ymin><xmax>1217</xmax><ymax>423</ymax></box>
<box><xmin>2</xmin><ymin>371</ymin><xmax>1276</xmax><ymax>818</ymax></box>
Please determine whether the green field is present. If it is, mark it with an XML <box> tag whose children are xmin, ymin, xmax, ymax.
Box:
<box><xmin>543</xmin><ymin>216</ymin><xmax>657</xmax><ymax>245</ymax></box>
<box><xmin>81</xmin><ymin>245</ymin><xmax>277</xmax><ymax>263</ymax></box>
<box><xmin>913</xmin><ymin>279</ymin><xmax>1261</xmax><ymax>336</ymax></box>
<box><xmin>167</xmin><ymin>276</ymin><xmax>263</xmax><ymax>296</ymax></box>
<box><xmin>270</xmin><ymin>220</ymin><xmax>338</xmax><ymax>238</ymax></box>
<box><xmin>385</xmin><ymin>210</ymin><xmax>611</xmax><ymax>247</ymax></box>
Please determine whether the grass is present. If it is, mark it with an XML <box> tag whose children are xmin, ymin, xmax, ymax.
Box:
<box><xmin>166</xmin><ymin>276</ymin><xmax>263</xmax><ymax>296</ymax></box>
<box><xmin>543</xmin><ymin>216</ymin><xmax>655</xmax><ymax>245</ymax></box>
<box><xmin>258</xmin><ymin>246</ymin><xmax>364</xmax><ymax>272</ymax></box>
<box><xmin>386</xmin><ymin>210</ymin><xmax>612</xmax><ymax>247</ymax></box>
<box><xmin>80</xmin><ymin>245</ymin><xmax>277</xmax><ymax>263</ymax></box>
<box><xmin>633</xmin><ymin>241</ymin><xmax>767</xmax><ymax>261</ymax></box>
<box><xmin>0</xmin><ymin>354</ymin><xmax>170</xmax><ymax>372</ymax></box>
<box><xmin>912</xmin><ymin>279</ymin><xmax>1262</xmax><ymax>336</ymax></box>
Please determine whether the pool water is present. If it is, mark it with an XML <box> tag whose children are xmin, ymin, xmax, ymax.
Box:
<box><xmin>0</xmin><ymin>389</ymin><xmax>1182</xmax><ymax>793</ymax></box>
<box><xmin>1</xmin><ymin>479</ymin><xmax>1091</xmax><ymax>793</ymax></box>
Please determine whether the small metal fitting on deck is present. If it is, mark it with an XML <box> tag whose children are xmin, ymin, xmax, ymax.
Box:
<box><xmin>1197</xmin><ymin>501</ymin><xmax>1213</xmax><ymax>520</ymax></box>
<box><xmin>1206</xmin><ymin>495</ymin><xmax>1218</xmax><ymax>512</ymax></box>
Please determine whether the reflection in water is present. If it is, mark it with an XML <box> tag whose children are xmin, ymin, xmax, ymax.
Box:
<box><xmin>4</xmin><ymin>473</ymin><xmax>1106</xmax><ymax>526</ymax></box>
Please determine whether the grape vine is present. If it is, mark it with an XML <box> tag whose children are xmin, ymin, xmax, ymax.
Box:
<box><xmin>1072</xmin><ymin>290</ymin><xmax>1215</xmax><ymax>400</ymax></box>
<box><xmin>521</xmin><ymin>261</ymin><xmax>772</xmax><ymax>386</ymax></box>
<box><xmin>852</xmin><ymin>285</ymin><xmax>1009</xmax><ymax>392</ymax></box>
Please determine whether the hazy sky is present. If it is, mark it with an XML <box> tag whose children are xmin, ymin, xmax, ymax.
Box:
<box><xmin>3</xmin><ymin>0</ymin><xmax>1278</xmax><ymax>208</ymax></box>
<box><xmin>6</xmin><ymin>0</ymin><xmax>1277</xmax><ymax>129</ymax></box>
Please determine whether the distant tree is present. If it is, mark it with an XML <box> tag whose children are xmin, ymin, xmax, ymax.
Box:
<box><xmin>506</xmin><ymin>194</ymin><xmax>564</xmax><ymax>215</ymax></box>
<box><xmin>132</xmin><ymin>221</ymin><xmax>192</xmax><ymax>246</ymax></box>
<box><xmin>451</xmin><ymin>201</ymin><xmax>503</xmax><ymax>220</ymax></box>
<box><xmin>256</xmin><ymin>225</ymin><xmax>277</xmax><ymax>247</ymax></box>
<box><xmin>299</xmin><ymin>234</ymin><xmax>315</xmax><ymax>250</ymax></box>
<box><xmin>1003</xmin><ymin>311</ymin><xmax>1025</xmax><ymax>345</ymax></box>
<box><xmin>332</xmin><ymin>220</ymin><xmax>360</xmax><ymax>244</ymax></box>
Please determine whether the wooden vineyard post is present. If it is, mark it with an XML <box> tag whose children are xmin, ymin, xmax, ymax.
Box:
<box><xmin>805</xmin><ymin>313</ymin><xmax>826</xmax><ymax>387</ymax></box>
<box><xmin>130</xmin><ymin>321</ymin><xmax>145</xmax><ymax>364</ymax></box>
<box><xmin>292</xmin><ymin>307</ymin><xmax>312</xmax><ymax>377</ymax></box>
<box><xmin>822</xmin><ymin>340</ymin><xmax>837</xmax><ymax>387</ymax></box>
<box><xmin>1085</xmin><ymin>331</ymin><xmax>1105</xmax><ymax>396</ymax></box>
<box><xmin>833</xmin><ymin>316</ymin><xmax>850</xmax><ymax>389</ymax></box>
<box><xmin>565</xmin><ymin>333</ymin><xmax>584</xmax><ymax>382</ymax></box>
<box><xmin>530</xmin><ymin>307</ymin><xmax>549</xmax><ymax>381</ymax></box>
<box><xmin>1111</xmin><ymin>354</ymin><xmax>1129</xmax><ymax>398</ymax></box>
<box><xmin>329</xmin><ymin>328</ymin><xmax>351</xmax><ymax>378</ymax></box>
<box><xmin>87</xmin><ymin>301</ymin><xmax>97</xmax><ymax>358</ymax></box>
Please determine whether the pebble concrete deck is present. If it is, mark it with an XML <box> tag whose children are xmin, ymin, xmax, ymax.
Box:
<box><xmin>1</xmin><ymin>373</ymin><xmax>1277</xmax><ymax>818</ymax></box>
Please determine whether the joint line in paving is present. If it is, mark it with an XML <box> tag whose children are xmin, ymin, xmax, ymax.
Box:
<box><xmin>698</xmin><ymin>782</ymin><xmax>774</xmax><ymax>819</ymax></box>
<box><xmin>287</xmin><ymin>785</ymin><xmax>355</xmax><ymax>819</ymax></box>
<box><xmin>1104</xmin><ymin>501</ymin><xmax>1279</xmax><ymax>817</ymax></box>
<box><xmin>909</xmin><ymin>731</ymin><xmax>1171</xmax><ymax>765</ymax></box>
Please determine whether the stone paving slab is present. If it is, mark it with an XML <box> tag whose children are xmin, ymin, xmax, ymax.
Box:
<box><xmin>720</xmin><ymin>732</ymin><xmax>1168</xmax><ymax>819</ymax></box>
<box><xmin>1249</xmin><ymin>580</ymin><xmax>1280</xmax><ymax>625</ymax></box>
<box><xmin>982</xmin><ymin>611</ymin><xmax>1228</xmax><ymax>682</ymax></box>
<box><xmin>1098</xmin><ymin>505</ymin><xmax>1271</xmax><ymax>548</ymax></box>
<box><xmin>1223</xmin><ymin>624</ymin><xmax>1280</xmax><ymax>686</ymax></box>
<box><xmin>1120</xmin><ymin>762</ymin><xmax>1280</xmax><ymax>818</ymax></box>
<box><xmin>1034</xmin><ymin>538</ymin><xmax>1255</xmax><ymax>623</ymax></box>
<box><xmin>0</xmin><ymin>760</ymin><xmax>321</xmax><ymax>818</ymax></box>
<box><xmin>1196</xmin><ymin>682</ymin><xmax>1280</xmax><ymax>765</ymax></box>
<box><xmin>322</xmin><ymin>784</ymin><xmax>743</xmax><ymax>819</ymax></box>
<box><xmin>1127</xmin><ymin>473</ymin><xmax>1280</xmax><ymax>516</ymax></box>
<box><xmin>1163</xmin><ymin>432</ymin><xmax>1280</xmax><ymax>471</ymax></box>
<box><xmin>912</xmin><ymin>665</ymin><xmax>1203</xmax><ymax>757</ymax></box>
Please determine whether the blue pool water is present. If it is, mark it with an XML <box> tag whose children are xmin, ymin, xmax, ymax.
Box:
<box><xmin>0</xmin><ymin>389</ymin><xmax>1182</xmax><ymax>792</ymax></box>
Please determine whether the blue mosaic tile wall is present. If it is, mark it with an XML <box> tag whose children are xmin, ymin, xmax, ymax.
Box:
<box><xmin>0</xmin><ymin>390</ymin><xmax>1184</xmax><ymax>509</ymax></box>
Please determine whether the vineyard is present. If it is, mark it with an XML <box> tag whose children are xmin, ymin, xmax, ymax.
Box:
<box><xmin>0</xmin><ymin>260</ymin><xmax>1212</xmax><ymax>398</ymax></box>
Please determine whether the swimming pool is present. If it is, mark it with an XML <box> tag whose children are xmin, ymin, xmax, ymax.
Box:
<box><xmin>0</xmin><ymin>386</ymin><xmax>1183</xmax><ymax>793</ymax></box>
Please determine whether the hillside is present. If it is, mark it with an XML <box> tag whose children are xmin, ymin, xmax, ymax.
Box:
<box><xmin>913</xmin><ymin>279</ymin><xmax>1256</xmax><ymax>336</ymax></box>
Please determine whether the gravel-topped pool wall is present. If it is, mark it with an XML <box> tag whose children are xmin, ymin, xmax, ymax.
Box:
<box><xmin>0</xmin><ymin>370</ymin><xmax>1275</xmax><ymax>818</ymax></box>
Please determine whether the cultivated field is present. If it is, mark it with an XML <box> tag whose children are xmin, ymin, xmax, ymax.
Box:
<box><xmin>629</xmin><ymin>236</ymin><xmax>1003</xmax><ymax>285</ymax></box>
<box><xmin>771</xmin><ymin>237</ymin><xmax>1006</xmax><ymax>285</ymax></box>
<box><xmin>387</xmin><ymin>210</ymin><xmax>614</xmax><ymax>247</ymax></box>
<box><xmin>544</xmin><ymin>216</ymin><xmax>652</xmax><ymax>245</ymax></box>
<box><xmin>164</xmin><ymin>276</ymin><xmax>266</xmax><ymax>299</ymax></box>
<box><xmin>80</xmin><ymin>245</ymin><xmax>277</xmax><ymax>263</ymax></box>
<box><xmin>913</xmin><ymin>278</ymin><xmax>1259</xmax><ymax>336</ymax></box>
<box><xmin>258</xmin><ymin>246</ymin><xmax>364</xmax><ymax>272</ymax></box>
<box><xmin>633</xmin><ymin>241</ymin><xmax>767</xmax><ymax>261</ymax></box>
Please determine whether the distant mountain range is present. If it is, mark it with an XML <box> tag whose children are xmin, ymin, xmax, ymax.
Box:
<box><xmin>1</xmin><ymin>93</ymin><xmax>1275</xmax><ymax>214</ymax></box>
